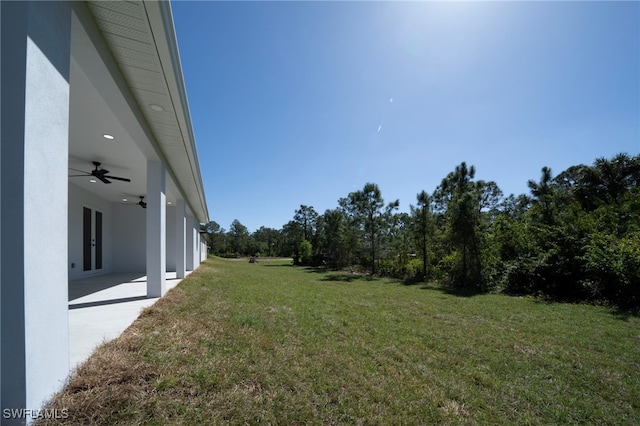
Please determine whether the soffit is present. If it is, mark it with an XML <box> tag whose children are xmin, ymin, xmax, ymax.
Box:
<box><xmin>86</xmin><ymin>0</ymin><xmax>209</xmax><ymax>223</ymax></box>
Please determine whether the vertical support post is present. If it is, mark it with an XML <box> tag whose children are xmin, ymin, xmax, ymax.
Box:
<box><xmin>193</xmin><ymin>220</ymin><xmax>199</xmax><ymax>268</ymax></box>
<box><xmin>146</xmin><ymin>160</ymin><xmax>166</xmax><ymax>297</ymax></box>
<box><xmin>194</xmin><ymin>225</ymin><xmax>200</xmax><ymax>265</ymax></box>
<box><xmin>1</xmin><ymin>0</ymin><xmax>71</xmax><ymax>417</ymax></box>
<box><xmin>185</xmin><ymin>213</ymin><xmax>195</xmax><ymax>271</ymax></box>
<box><xmin>175</xmin><ymin>199</ymin><xmax>186</xmax><ymax>279</ymax></box>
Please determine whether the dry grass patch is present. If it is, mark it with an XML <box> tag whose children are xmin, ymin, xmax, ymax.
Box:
<box><xmin>44</xmin><ymin>326</ymin><xmax>153</xmax><ymax>424</ymax></box>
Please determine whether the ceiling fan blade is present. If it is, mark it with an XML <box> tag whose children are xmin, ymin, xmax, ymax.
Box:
<box><xmin>96</xmin><ymin>175</ymin><xmax>111</xmax><ymax>184</ymax></box>
<box><xmin>69</xmin><ymin>168</ymin><xmax>89</xmax><ymax>174</ymax></box>
<box><xmin>105</xmin><ymin>175</ymin><xmax>131</xmax><ymax>182</ymax></box>
<box><xmin>68</xmin><ymin>174</ymin><xmax>90</xmax><ymax>177</ymax></box>
<box><xmin>92</xmin><ymin>169</ymin><xmax>110</xmax><ymax>177</ymax></box>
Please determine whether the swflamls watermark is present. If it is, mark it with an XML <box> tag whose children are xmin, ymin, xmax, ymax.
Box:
<box><xmin>2</xmin><ymin>408</ymin><xmax>69</xmax><ymax>420</ymax></box>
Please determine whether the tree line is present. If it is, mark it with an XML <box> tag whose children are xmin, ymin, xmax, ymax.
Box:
<box><xmin>202</xmin><ymin>153</ymin><xmax>640</xmax><ymax>308</ymax></box>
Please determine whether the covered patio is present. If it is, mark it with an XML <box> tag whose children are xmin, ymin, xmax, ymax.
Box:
<box><xmin>68</xmin><ymin>271</ymin><xmax>192</xmax><ymax>369</ymax></box>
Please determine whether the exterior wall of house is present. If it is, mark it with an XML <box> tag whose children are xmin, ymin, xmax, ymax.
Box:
<box><xmin>112</xmin><ymin>203</ymin><xmax>147</xmax><ymax>272</ymax></box>
<box><xmin>0</xmin><ymin>0</ymin><xmax>72</xmax><ymax>418</ymax></box>
<box><xmin>166</xmin><ymin>205</ymin><xmax>176</xmax><ymax>272</ymax></box>
<box><xmin>175</xmin><ymin>199</ymin><xmax>187</xmax><ymax>278</ymax></box>
<box><xmin>111</xmin><ymin>203</ymin><xmax>202</xmax><ymax>277</ymax></box>
<box><xmin>68</xmin><ymin>185</ymin><xmax>202</xmax><ymax>280</ymax></box>
<box><xmin>71</xmin><ymin>194</ymin><xmax>184</xmax><ymax>277</ymax></box>
<box><xmin>186</xmin><ymin>213</ymin><xmax>195</xmax><ymax>271</ymax></box>
<box><xmin>193</xmin><ymin>216</ymin><xmax>200</xmax><ymax>267</ymax></box>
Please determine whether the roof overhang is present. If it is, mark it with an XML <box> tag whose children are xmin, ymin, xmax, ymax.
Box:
<box><xmin>85</xmin><ymin>0</ymin><xmax>209</xmax><ymax>223</ymax></box>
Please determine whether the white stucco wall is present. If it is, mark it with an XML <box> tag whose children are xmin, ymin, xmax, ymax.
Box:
<box><xmin>186</xmin><ymin>212</ymin><xmax>195</xmax><ymax>271</ymax></box>
<box><xmin>175</xmin><ymin>199</ymin><xmax>187</xmax><ymax>278</ymax></box>
<box><xmin>23</xmin><ymin>20</ymin><xmax>72</xmax><ymax>417</ymax></box>
<box><xmin>194</xmin><ymin>225</ymin><xmax>200</xmax><ymax>266</ymax></box>
<box><xmin>146</xmin><ymin>160</ymin><xmax>166</xmax><ymax>297</ymax></box>
<box><xmin>112</xmin><ymin>203</ymin><xmax>146</xmax><ymax>272</ymax></box>
<box><xmin>166</xmin><ymin>205</ymin><xmax>176</xmax><ymax>272</ymax></box>
<box><xmin>69</xmin><ymin>186</ymin><xmax>188</xmax><ymax>278</ymax></box>
<box><xmin>1</xmin><ymin>0</ymin><xmax>72</xmax><ymax>417</ymax></box>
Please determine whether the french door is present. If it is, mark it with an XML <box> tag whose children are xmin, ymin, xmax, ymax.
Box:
<box><xmin>82</xmin><ymin>206</ymin><xmax>103</xmax><ymax>272</ymax></box>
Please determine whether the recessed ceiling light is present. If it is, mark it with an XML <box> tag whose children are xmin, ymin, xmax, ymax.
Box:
<box><xmin>89</xmin><ymin>179</ymin><xmax>97</xmax><ymax>183</ymax></box>
<box><xmin>149</xmin><ymin>104</ymin><xmax>164</xmax><ymax>112</ymax></box>
<box><xmin>168</xmin><ymin>201</ymin><xmax>172</xmax><ymax>205</ymax></box>
<box><xmin>103</xmin><ymin>134</ymin><xmax>114</xmax><ymax>140</ymax></box>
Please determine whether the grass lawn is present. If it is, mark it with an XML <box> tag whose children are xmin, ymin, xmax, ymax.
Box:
<box><xmin>42</xmin><ymin>257</ymin><xmax>639</xmax><ymax>425</ymax></box>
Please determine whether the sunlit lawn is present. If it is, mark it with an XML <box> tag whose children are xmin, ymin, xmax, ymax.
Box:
<box><xmin>42</xmin><ymin>257</ymin><xmax>639</xmax><ymax>425</ymax></box>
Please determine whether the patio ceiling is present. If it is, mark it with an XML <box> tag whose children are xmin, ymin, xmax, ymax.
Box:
<box><xmin>69</xmin><ymin>0</ymin><xmax>209</xmax><ymax>223</ymax></box>
<box><xmin>69</xmin><ymin>54</ymin><xmax>151</xmax><ymax>206</ymax></box>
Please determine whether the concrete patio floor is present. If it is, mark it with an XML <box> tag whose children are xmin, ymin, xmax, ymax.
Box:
<box><xmin>68</xmin><ymin>271</ymin><xmax>191</xmax><ymax>369</ymax></box>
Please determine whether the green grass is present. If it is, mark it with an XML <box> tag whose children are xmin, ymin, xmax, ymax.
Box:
<box><xmin>43</xmin><ymin>257</ymin><xmax>640</xmax><ymax>425</ymax></box>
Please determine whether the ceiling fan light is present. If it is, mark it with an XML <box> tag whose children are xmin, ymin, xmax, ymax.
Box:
<box><xmin>89</xmin><ymin>179</ymin><xmax>97</xmax><ymax>183</ymax></box>
<box><xmin>122</xmin><ymin>198</ymin><xmax>128</xmax><ymax>202</ymax></box>
<box><xmin>102</xmin><ymin>134</ymin><xmax>115</xmax><ymax>140</ymax></box>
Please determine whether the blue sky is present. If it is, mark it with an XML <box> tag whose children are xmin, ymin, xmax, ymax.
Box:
<box><xmin>171</xmin><ymin>1</ymin><xmax>639</xmax><ymax>232</ymax></box>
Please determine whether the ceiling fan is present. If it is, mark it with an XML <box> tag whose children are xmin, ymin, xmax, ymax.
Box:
<box><xmin>137</xmin><ymin>196</ymin><xmax>147</xmax><ymax>209</ymax></box>
<box><xmin>120</xmin><ymin>195</ymin><xmax>147</xmax><ymax>209</ymax></box>
<box><xmin>69</xmin><ymin>161</ymin><xmax>131</xmax><ymax>184</ymax></box>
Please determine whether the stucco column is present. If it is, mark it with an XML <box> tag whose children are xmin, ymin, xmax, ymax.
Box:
<box><xmin>1</xmin><ymin>0</ymin><xmax>71</xmax><ymax>418</ymax></box>
<box><xmin>193</xmin><ymin>221</ymin><xmax>200</xmax><ymax>268</ymax></box>
<box><xmin>185</xmin><ymin>213</ymin><xmax>195</xmax><ymax>271</ymax></box>
<box><xmin>175</xmin><ymin>199</ymin><xmax>186</xmax><ymax>279</ymax></box>
<box><xmin>146</xmin><ymin>160</ymin><xmax>166</xmax><ymax>297</ymax></box>
<box><xmin>194</xmin><ymin>227</ymin><xmax>200</xmax><ymax>266</ymax></box>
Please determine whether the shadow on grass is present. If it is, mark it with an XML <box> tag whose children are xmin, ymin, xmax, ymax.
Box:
<box><xmin>302</xmin><ymin>266</ymin><xmax>328</xmax><ymax>274</ymax></box>
<box><xmin>428</xmin><ymin>284</ymin><xmax>486</xmax><ymax>298</ymax></box>
<box><xmin>401</xmin><ymin>278</ymin><xmax>426</xmax><ymax>287</ymax></box>
<box><xmin>609</xmin><ymin>306</ymin><xmax>639</xmax><ymax>322</ymax></box>
<box><xmin>301</xmin><ymin>265</ymin><xmax>489</xmax><ymax>294</ymax></box>
<box><xmin>527</xmin><ymin>294</ymin><xmax>640</xmax><ymax>321</ymax></box>
<box><xmin>321</xmin><ymin>273</ymin><xmax>376</xmax><ymax>283</ymax></box>
<box><xmin>302</xmin><ymin>267</ymin><xmax>376</xmax><ymax>283</ymax></box>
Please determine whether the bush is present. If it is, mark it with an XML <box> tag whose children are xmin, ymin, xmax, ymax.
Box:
<box><xmin>373</xmin><ymin>257</ymin><xmax>423</xmax><ymax>281</ymax></box>
<box><xmin>501</xmin><ymin>256</ymin><xmax>537</xmax><ymax>295</ymax></box>
<box><xmin>299</xmin><ymin>240</ymin><xmax>313</xmax><ymax>265</ymax></box>
<box><xmin>407</xmin><ymin>258</ymin><xmax>425</xmax><ymax>281</ymax></box>
<box><xmin>585</xmin><ymin>232</ymin><xmax>640</xmax><ymax>308</ymax></box>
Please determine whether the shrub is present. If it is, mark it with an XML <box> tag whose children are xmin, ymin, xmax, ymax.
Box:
<box><xmin>407</xmin><ymin>258</ymin><xmax>424</xmax><ymax>281</ymax></box>
<box><xmin>585</xmin><ymin>232</ymin><xmax>640</xmax><ymax>308</ymax></box>
<box><xmin>299</xmin><ymin>240</ymin><xmax>313</xmax><ymax>265</ymax></box>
